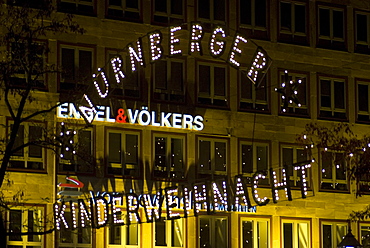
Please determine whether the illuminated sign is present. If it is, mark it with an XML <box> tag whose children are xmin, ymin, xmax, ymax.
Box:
<box><xmin>55</xmin><ymin>163</ymin><xmax>311</xmax><ymax>230</ymax></box>
<box><xmin>73</xmin><ymin>23</ymin><xmax>271</xmax><ymax>124</ymax></box>
<box><xmin>57</xmin><ymin>103</ymin><xmax>204</xmax><ymax>131</ymax></box>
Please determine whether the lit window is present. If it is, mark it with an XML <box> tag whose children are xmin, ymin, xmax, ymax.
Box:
<box><xmin>153</xmin><ymin>133</ymin><xmax>185</xmax><ymax>180</ymax></box>
<box><xmin>240</xmin><ymin>141</ymin><xmax>269</xmax><ymax>177</ymax></box>
<box><xmin>317</xmin><ymin>4</ymin><xmax>346</xmax><ymax>50</ymax></box>
<box><xmin>152</xmin><ymin>0</ymin><xmax>184</xmax><ymax>25</ymax></box>
<box><xmin>153</xmin><ymin>59</ymin><xmax>185</xmax><ymax>103</ymax></box>
<box><xmin>320</xmin><ymin>220</ymin><xmax>347</xmax><ymax>248</ymax></box>
<box><xmin>320</xmin><ymin>150</ymin><xmax>348</xmax><ymax>191</ymax></box>
<box><xmin>360</xmin><ymin>223</ymin><xmax>370</xmax><ymax>247</ymax></box>
<box><xmin>356</xmin><ymin>79</ymin><xmax>370</xmax><ymax>123</ymax></box>
<box><xmin>197</xmin><ymin>63</ymin><xmax>228</xmax><ymax>107</ymax></box>
<box><xmin>154</xmin><ymin>218</ymin><xmax>184</xmax><ymax>248</ymax></box>
<box><xmin>106</xmin><ymin>0</ymin><xmax>141</xmax><ymax>22</ymax></box>
<box><xmin>6</xmin><ymin>207</ymin><xmax>44</xmax><ymax>248</ymax></box>
<box><xmin>282</xmin><ymin>218</ymin><xmax>310</xmax><ymax>248</ymax></box>
<box><xmin>58</xmin><ymin>126</ymin><xmax>94</xmax><ymax>174</ymax></box>
<box><xmin>59</xmin><ymin>45</ymin><xmax>94</xmax><ymax>91</ymax></box>
<box><xmin>197</xmin><ymin>0</ymin><xmax>226</xmax><ymax>24</ymax></box>
<box><xmin>281</xmin><ymin>145</ymin><xmax>310</xmax><ymax>188</ymax></box>
<box><xmin>355</xmin><ymin>11</ymin><xmax>370</xmax><ymax>53</ymax></box>
<box><xmin>106</xmin><ymin>51</ymin><xmax>141</xmax><ymax>99</ymax></box>
<box><xmin>239</xmin><ymin>0</ymin><xmax>268</xmax><ymax>40</ymax></box>
<box><xmin>59</xmin><ymin>212</ymin><xmax>92</xmax><ymax>248</ymax></box>
<box><xmin>107</xmin><ymin>129</ymin><xmax>141</xmax><ymax>177</ymax></box>
<box><xmin>240</xmin><ymin>217</ymin><xmax>270</xmax><ymax>248</ymax></box>
<box><xmin>8</xmin><ymin>122</ymin><xmax>44</xmax><ymax>171</ymax></box>
<box><xmin>198</xmin><ymin>137</ymin><xmax>228</xmax><ymax>177</ymax></box>
<box><xmin>239</xmin><ymin>71</ymin><xmax>269</xmax><ymax>112</ymax></box>
<box><xmin>107</xmin><ymin>211</ymin><xmax>139</xmax><ymax>248</ymax></box>
<box><xmin>59</xmin><ymin>0</ymin><xmax>95</xmax><ymax>16</ymax></box>
<box><xmin>198</xmin><ymin>215</ymin><xmax>228</xmax><ymax>248</ymax></box>
<box><xmin>278</xmin><ymin>70</ymin><xmax>308</xmax><ymax>116</ymax></box>
<box><xmin>319</xmin><ymin>76</ymin><xmax>347</xmax><ymax>120</ymax></box>
<box><xmin>278</xmin><ymin>1</ymin><xmax>308</xmax><ymax>45</ymax></box>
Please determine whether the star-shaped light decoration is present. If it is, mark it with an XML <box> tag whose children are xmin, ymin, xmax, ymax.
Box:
<box><xmin>274</xmin><ymin>70</ymin><xmax>302</xmax><ymax>113</ymax></box>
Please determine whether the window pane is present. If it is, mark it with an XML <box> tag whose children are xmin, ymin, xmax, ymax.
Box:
<box><xmin>297</xmin><ymin>78</ymin><xmax>307</xmax><ymax>105</ymax></box>
<box><xmin>171</xmin><ymin>219</ymin><xmax>183</xmax><ymax>247</ymax></box>
<box><xmin>155</xmin><ymin>60</ymin><xmax>167</xmax><ymax>90</ymax></box>
<box><xmin>215</xmin><ymin>218</ymin><xmax>227</xmax><ymax>247</ymax></box>
<box><xmin>9</xmin><ymin>210</ymin><xmax>22</xmax><ymax>241</ymax></box>
<box><xmin>255</xmin><ymin>0</ymin><xmax>266</xmax><ymax>27</ymax></box>
<box><xmin>199</xmin><ymin>140</ymin><xmax>211</xmax><ymax>171</ymax></box>
<box><xmin>283</xmin><ymin>147</ymin><xmax>293</xmax><ymax>176</ymax></box>
<box><xmin>298</xmin><ymin>223</ymin><xmax>309</xmax><ymax>247</ymax></box>
<box><xmin>358</xmin><ymin>84</ymin><xmax>369</xmax><ymax>112</ymax></box>
<box><xmin>335</xmin><ymin>153</ymin><xmax>346</xmax><ymax>180</ymax></box>
<box><xmin>323</xmin><ymin>225</ymin><xmax>332</xmax><ymax>248</ymax></box>
<box><xmin>127</xmin><ymin>224</ymin><xmax>138</xmax><ymax>245</ymax></box>
<box><xmin>215</xmin><ymin>141</ymin><xmax>226</xmax><ymax>172</ymax></box>
<box><xmin>283</xmin><ymin>223</ymin><xmax>293</xmax><ymax>247</ymax></box>
<box><xmin>171</xmin><ymin>0</ymin><xmax>183</xmax><ymax>15</ymax></box>
<box><xmin>29</xmin><ymin>126</ymin><xmax>42</xmax><ymax>158</ymax></box>
<box><xmin>256</xmin><ymin>146</ymin><xmax>267</xmax><ymax>171</ymax></box>
<box><xmin>295</xmin><ymin>4</ymin><xmax>306</xmax><ymax>33</ymax></box>
<box><xmin>214</xmin><ymin>0</ymin><xmax>225</xmax><ymax>21</ymax></box>
<box><xmin>198</xmin><ymin>0</ymin><xmax>210</xmax><ymax>19</ymax></box>
<box><xmin>241</xmin><ymin>75</ymin><xmax>252</xmax><ymax>100</ymax></box>
<box><xmin>171</xmin><ymin>61</ymin><xmax>183</xmax><ymax>92</ymax></box>
<box><xmin>155</xmin><ymin>137</ymin><xmax>167</xmax><ymax>171</ymax></box>
<box><xmin>214</xmin><ymin>67</ymin><xmax>226</xmax><ymax>96</ymax></box>
<box><xmin>13</xmin><ymin>125</ymin><xmax>24</xmax><ymax>157</ymax></box>
<box><xmin>280</xmin><ymin>2</ymin><xmax>291</xmax><ymax>30</ymax></box>
<box><xmin>109</xmin><ymin>226</ymin><xmax>121</xmax><ymax>244</ymax></box>
<box><xmin>320</xmin><ymin>80</ymin><xmax>331</xmax><ymax>108</ymax></box>
<box><xmin>357</xmin><ymin>14</ymin><xmax>368</xmax><ymax>42</ymax></box>
<box><xmin>155</xmin><ymin>0</ymin><xmax>166</xmax><ymax>12</ymax></box>
<box><xmin>258</xmin><ymin>221</ymin><xmax>269</xmax><ymax>248</ymax></box>
<box><xmin>319</xmin><ymin>8</ymin><xmax>330</xmax><ymax>36</ymax></box>
<box><xmin>171</xmin><ymin>138</ymin><xmax>183</xmax><ymax>176</ymax></box>
<box><xmin>242</xmin><ymin>221</ymin><xmax>253</xmax><ymax>248</ymax></box>
<box><xmin>61</xmin><ymin>48</ymin><xmax>75</xmax><ymax>81</ymax></box>
<box><xmin>241</xmin><ymin>144</ymin><xmax>253</xmax><ymax>173</ymax></box>
<box><xmin>322</xmin><ymin>152</ymin><xmax>333</xmax><ymax>179</ymax></box>
<box><xmin>155</xmin><ymin>220</ymin><xmax>167</xmax><ymax>246</ymax></box>
<box><xmin>79</xmin><ymin>50</ymin><xmax>92</xmax><ymax>82</ymax></box>
<box><xmin>336</xmin><ymin>225</ymin><xmax>347</xmax><ymax>245</ymax></box>
<box><xmin>126</xmin><ymin>134</ymin><xmax>138</xmax><ymax>166</ymax></box>
<box><xmin>240</xmin><ymin>0</ymin><xmax>251</xmax><ymax>25</ymax></box>
<box><xmin>109</xmin><ymin>133</ymin><xmax>121</xmax><ymax>163</ymax></box>
<box><xmin>199</xmin><ymin>65</ymin><xmax>211</xmax><ymax>95</ymax></box>
<box><xmin>333</xmin><ymin>10</ymin><xmax>344</xmax><ymax>38</ymax></box>
<box><xmin>200</xmin><ymin>218</ymin><xmax>210</xmax><ymax>247</ymax></box>
<box><xmin>334</xmin><ymin>81</ymin><xmax>345</xmax><ymax>109</ymax></box>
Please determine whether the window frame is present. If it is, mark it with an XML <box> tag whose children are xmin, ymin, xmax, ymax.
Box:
<box><xmin>152</xmin><ymin>0</ymin><xmax>185</xmax><ymax>26</ymax></box>
<box><xmin>198</xmin><ymin>214</ymin><xmax>229</xmax><ymax>248</ymax></box>
<box><xmin>153</xmin><ymin>216</ymin><xmax>185</xmax><ymax>248</ymax></box>
<box><xmin>106</xmin><ymin>0</ymin><xmax>142</xmax><ymax>22</ymax></box>
<box><xmin>359</xmin><ymin>222</ymin><xmax>370</xmax><ymax>247</ymax></box>
<box><xmin>106</xmin><ymin>128</ymin><xmax>142</xmax><ymax>178</ymax></box>
<box><xmin>316</xmin><ymin>3</ymin><xmax>347</xmax><ymax>51</ymax></box>
<box><xmin>354</xmin><ymin>9</ymin><xmax>370</xmax><ymax>54</ymax></box>
<box><xmin>318</xmin><ymin>74</ymin><xmax>347</xmax><ymax>121</ymax></box>
<box><xmin>197</xmin><ymin>61</ymin><xmax>229</xmax><ymax>108</ymax></box>
<box><xmin>278</xmin><ymin>69</ymin><xmax>309</xmax><ymax>117</ymax></box>
<box><xmin>356</xmin><ymin>78</ymin><xmax>370</xmax><ymax>123</ymax></box>
<box><xmin>278</xmin><ymin>0</ymin><xmax>309</xmax><ymax>45</ymax></box>
<box><xmin>152</xmin><ymin>132</ymin><xmax>187</xmax><ymax>181</ymax></box>
<box><xmin>7</xmin><ymin>120</ymin><xmax>46</xmax><ymax>172</ymax></box>
<box><xmin>197</xmin><ymin>136</ymin><xmax>229</xmax><ymax>178</ymax></box>
<box><xmin>152</xmin><ymin>58</ymin><xmax>186</xmax><ymax>104</ymax></box>
<box><xmin>6</xmin><ymin>205</ymin><xmax>46</xmax><ymax>248</ymax></box>
<box><xmin>239</xmin><ymin>215</ymin><xmax>271</xmax><ymax>248</ymax></box>
<box><xmin>281</xmin><ymin>217</ymin><xmax>311</xmax><ymax>248</ymax></box>
<box><xmin>320</xmin><ymin>219</ymin><xmax>348</xmax><ymax>248</ymax></box>
<box><xmin>58</xmin><ymin>43</ymin><xmax>96</xmax><ymax>92</ymax></box>
<box><xmin>239</xmin><ymin>70</ymin><xmax>270</xmax><ymax>113</ymax></box>
<box><xmin>319</xmin><ymin>149</ymin><xmax>349</xmax><ymax>192</ymax></box>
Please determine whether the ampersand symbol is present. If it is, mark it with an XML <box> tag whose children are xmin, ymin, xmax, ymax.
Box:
<box><xmin>116</xmin><ymin>108</ymin><xmax>127</xmax><ymax>123</ymax></box>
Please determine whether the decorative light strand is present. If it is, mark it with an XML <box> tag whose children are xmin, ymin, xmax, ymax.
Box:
<box><xmin>229</xmin><ymin>35</ymin><xmax>248</xmax><ymax>67</ymax></box>
<box><xmin>149</xmin><ymin>31</ymin><xmax>164</xmax><ymax>62</ymax></box>
<box><xmin>128</xmin><ymin>38</ymin><xmax>145</xmax><ymax>72</ymax></box>
<box><xmin>212</xmin><ymin>181</ymin><xmax>228</xmax><ymax>211</ymax></box>
<box><xmin>93</xmin><ymin>68</ymin><xmax>109</xmax><ymax>98</ymax></box>
<box><xmin>252</xmin><ymin>172</ymin><xmax>269</xmax><ymax>206</ymax></box>
<box><xmin>210</xmin><ymin>27</ymin><xmax>226</xmax><ymax>57</ymax></box>
<box><xmin>170</xmin><ymin>26</ymin><xmax>182</xmax><ymax>56</ymax></box>
<box><xmin>110</xmin><ymin>56</ymin><xmax>126</xmax><ymax>83</ymax></box>
<box><xmin>189</xmin><ymin>23</ymin><xmax>204</xmax><ymax>54</ymax></box>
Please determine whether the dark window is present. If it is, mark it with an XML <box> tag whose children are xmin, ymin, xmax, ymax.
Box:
<box><xmin>282</xmin><ymin>146</ymin><xmax>310</xmax><ymax>188</ymax></box>
<box><xmin>198</xmin><ymin>0</ymin><xmax>226</xmax><ymax>27</ymax></box>
<box><xmin>59</xmin><ymin>0</ymin><xmax>95</xmax><ymax>16</ymax></box>
<box><xmin>152</xmin><ymin>0</ymin><xmax>184</xmax><ymax>25</ymax></box>
<box><xmin>355</xmin><ymin>11</ymin><xmax>370</xmax><ymax>54</ymax></box>
<box><xmin>240</xmin><ymin>73</ymin><xmax>269</xmax><ymax>112</ymax></box>
<box><xmin>321</xmin><ymin>151</ymin><xmax>348</xmax><ymax>191</ymax></box>
<box><xmin>198</xmin><ymin>137</ymin><xmax>228</xmax><ymax>177</ymax></box>
<box><xmin>356</xmin><ymin>80</ymin><xmax>370</xmax><ymax>123</ymax></box>
<box><xmin>239</xmin><ymin>0</ymin><xmax>268</xmax><ymax>40</ymax></box>
<box><xmin>107</xmin><ymin>0</ymin><xmax>141</xmax><ymax>22</ymax></box>
<box><xmin>319</xmin><ymin>77</ymin><xmax>346</xmax><ymax>120</ymax></box>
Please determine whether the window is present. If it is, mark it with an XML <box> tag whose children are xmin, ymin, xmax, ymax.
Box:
<box><xmin>198</xmin><ymin>215</ymin><xmax>228</xmax><ymax>248</ymax></box>
<box><xmin>240</xmin><ymin>140</ymin><xmax>269</xmax><ymax>180</ymax></box>
<box><xmin>10</xmin><ymin>41</ymin><xmax>46</xmax><ymax>90</ymax></box>
<box><xmin>107</xmin><ymin>129</ymin><xmax>141</xmax><ymax>177</ymax></box>
<box><xmin>356</xmin><ymin>79</ymin><xmax>370</xmax><ymax>123</ymax></box>
<box><xmin>198</xmin><ymin>137</ymin><xmax>228</xmax><ymax>177</ymax></box>
<box><xmin>278</xmin><ymin>71</ymin><xmax>309</xmax><ymax>116</ymax></box>
<box><xmin>152</xmin><ymin>0</ymin><xmax>184</xmax><ymax>25</ymax></box>
<box><xmin>278</xmin><ymin>1</ymin><xmax>308</xmax><ymax>45</ymax></box>
<box><xmin>154</xmin><ymin>218</ymin><xmax>184</xmax><ymax>248</ymax></box>
<box><xmin>106</xmin><ymin>51</ymin><xmax>142</xmax><ymax>99</ymax></box>
<box><xmin>317</xmin><ymin>4</ymin><xmax>346</xmax><ymax>50</ymax></box>
<box><xmin>58</xmin><ymin>127</ymin><xmax>94</xmax><ymax>174</ymax></box>
<box><xmin>319</xmin><ymin>76</ymin><xmax>347</xmax><ymax>120</ymax></box>
<box><xmin>59</xmin><ymin>212</ymin><xmax>92</xmax><ymax>248</ymax></box>
<box><xmin>239</xmin><ymin>72</ymin><xmax>269</xmax><ymax>112</ymax></box>
<box><xmin>6</xmin><ymin>207</ymin><xmax>44</xmax><ymax>248</ymax></box>
<box><xmin>320</xmin><ymin>150</ymin><xmax>348</xmax><ymax>191</ymax></box>
<box><xmin>8</xmin><ymin>122</ymin><xmax>44</xmax><ymax>171</ymax></box>
<box><xmin>59</xmin><ymin>0</ymin><xmax>95</xmax><ymax>16</ymax></box>
<box><xmin>239</xmin><ymin>0</ymin><xmax>268</xmax><ymax>40</ymax></box>
<box><xmin>108</xmin><ymin>222</ymin><xmax>139</xmax><ymax>247</ymax></box>
<box><xmin>153</xmin><ymin>59</ymin><xmax>185</xmax><ymax>103</ymax></box>
<box><xmin>360</xmin><ymin>223</ymin><xmax>370</xmax><ymax>247</ymax></box>
<box><xmin>106</xmin><ymin>0</ymin><xmax>141</xmax><ymax>22</ymax></box>
<box><xmin>282</xmin><ymin>218</ymin><xmax>310</xmax><ymax>248</ymax></box>
<box><xmin>197</xmin><ymin>63</ymin><xmax>228</xmax><ymax>107</ymax></box>
<box><xmin>240</xmin><ymin>217</ymin><xmax>270</xmax><ymax>248</ymax></box>
<box><xmin>59</xmin><ymin>45</ymin><xmax>94</xmax><ymax>91</ymax></box>
<box><xmin>355</xmin><ymin>11</ymin><xmax>370</xmax><ymax>54</ymax></box>
<box><xmin>7</xmin><ymin>0</ymin><xmax>46</xmax><ymax>9</ymax></box>
<box><xmin>197</xmin><ymin>0</ymin><xmax>226</xmax><ymax>29</ymax></box>
<box><xmin>281</xmin><ymin>145</ymin><xmax>310</xmax><ymax>188</ymax></box>
<box><xmin>320</xmin><ymin>220</ymin><xmax>347</xmax><ymax>248</ymax></box>
<box><xmin>153</xmin><ymin>133</ymin><xmax>185</xmax><ymax>180</ymax></box>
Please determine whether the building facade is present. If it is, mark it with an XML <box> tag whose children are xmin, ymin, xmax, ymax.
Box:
<box><xmin>5</xmin><ymin>0</ymin><xmax>370</xmax><ymax>247</ymax></box>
